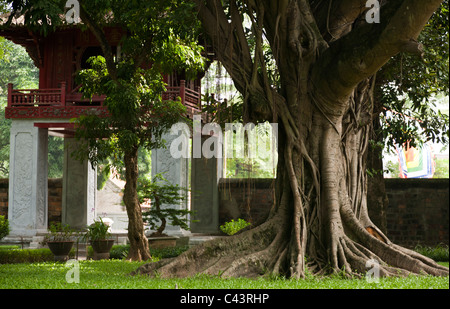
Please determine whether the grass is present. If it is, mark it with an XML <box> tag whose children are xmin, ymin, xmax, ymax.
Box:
<box><xmin>0</xmin><ymin>244</ymin><xmax>448</xmax><ymax>289</ymax></box>
<box><xmin>0</xmin><ymin>260</ymin><xmax>448</xmax><ymax>289</ymax></box>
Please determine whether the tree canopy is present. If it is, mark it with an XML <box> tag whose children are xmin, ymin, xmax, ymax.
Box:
<box><xmin>376</xmin><ymin>0</ymin><xmax>449</xmax><ymax>150</ymax></box>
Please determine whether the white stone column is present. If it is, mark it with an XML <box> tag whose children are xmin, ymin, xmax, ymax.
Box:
<box><xmin>62</xmin><ymin>138</ymin><xmax>96</xmax><ymax>230</ymax></box>
<box><xmin>151</xmin><ymin>132</ymin><xmax>189</xmax><ymax>236</ymax></box>
<box><xmin>8</xmin><ymin>120</ymin><xmax>48</xmax><ymax>236</ymax></box>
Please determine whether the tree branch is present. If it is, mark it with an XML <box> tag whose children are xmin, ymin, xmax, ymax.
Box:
<box><xmin>311</xmin><ymin>0</ymin><xmax>443</xmax><ymax>117</ymax></box>
<box><xmin>195</xmin><ymin>0</ymin><xmax>273</xmax><ymax>121</ymax></box>
<box><xmin>78</xmin><ymin>0</ymin><xmax>118</xmax><ymax>81</ymax></box>
<box><xmin>312</xmin><ymin>0</ymin><xmax>368</xmax><ymax>42</ymax></box>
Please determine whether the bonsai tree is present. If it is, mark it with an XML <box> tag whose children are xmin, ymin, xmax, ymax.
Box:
<box><xmin>0</xmin><ymin>215</ymin><xmax>9</xmax><ymax>241</ymax></box>
<box><xmin>138</xmin><ymin>173</ymin><xmax>193</xmax><ymax>237</ymax></box>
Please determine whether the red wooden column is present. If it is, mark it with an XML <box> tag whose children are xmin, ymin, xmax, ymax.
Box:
<box><xmin>180</xmin><ymin>80</ymin><xmax>186</xmax><ymax>105</ymax></box>
<box><xmin>7</xmin><ymin>83</ymin><xmax>13</xmax><ymax>107</ymax></box>
<box><xmin>60</xmin><ymin>82</ymin><xmax>66</xmax><ymax>106</ymax></box>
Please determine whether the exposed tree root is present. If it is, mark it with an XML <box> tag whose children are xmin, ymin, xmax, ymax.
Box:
<box><xmin>132</xmin><ymin>202</ymin><xmax>448</xmax><ymax>279</ymax></box>
<box><xmin>132</xmin><ymin>216</ymin><xmax>285</xmax><ymax>278</ymax></box>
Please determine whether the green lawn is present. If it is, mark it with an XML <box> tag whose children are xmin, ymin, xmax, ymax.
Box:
<box><xmin>0</xmin><ymin>260</ymin><xmax>448</xmax><ymax>289</ymax></box>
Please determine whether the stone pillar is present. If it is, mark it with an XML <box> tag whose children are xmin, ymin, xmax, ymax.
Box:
<box><xmin>190</xmin><ymin>136</ymin><xmax>222</xmax><ymax>233</ymax></box>
<box><xmin>8</xmin><ymin>120</ymin><xmax>48</xmax><ymax>236</ymax></box>
<box><xmin>151</xmin><ymin>132</ymin><xmax>189</xmax><ymax>236</ymax></box>
<box><xmin>62</xmin><ymin>138</ymin><xmax>96</xmax><ymax>230</ymax></box>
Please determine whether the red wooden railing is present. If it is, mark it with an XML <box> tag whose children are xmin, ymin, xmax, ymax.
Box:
<box><xmin>6</xmin><ymin>80</ymin><xmax>201</xmax><ymax>119</ymax></box>
<box><xmin>7</xmin><ymin>82</ymin><xmax>66</xmax><ymax>107</ymax></box>
<box><xmin>162</xmin><ymin>80</ymin><xmax>201</xmax><ymax>110</ymax></box>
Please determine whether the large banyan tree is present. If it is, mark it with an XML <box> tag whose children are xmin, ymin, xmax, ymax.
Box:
<box><xmin>136</xmin><ymin>0</ymin><xmax>449</xmax><ymax>279</ymax></box>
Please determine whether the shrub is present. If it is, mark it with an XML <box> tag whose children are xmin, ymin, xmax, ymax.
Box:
<box><xmin>108</xmin><ymin>244</ymin><xmax>189</xmax><ymax>260</ymax></box>
<box><xmin>0</xmin><ymin>246</ymin><xmax>77</xmax><ymax>264</ymax></box>
<box><xmin>109</xmin><ymin>245</ymin><xmax>130</xmax><ymax>259</ymax></box>
<box><xmin>0</xmin><ymin>215</ymin><xmax>9</xmax><ymax>240</ymax></box>
<box><xmin>415</xmin><ymin>244</ymin><xmax>449</xmax><ymax>262</ymax></box>
<box><xmin>220</xmin><ymin>218</ymin><xmax>251</xmax><ymax>235</ymax></box>
<box><xmin>0</xmin><ymin>248</ymin><xmax>54</xmax><ymax>264</ymax></box>
<box><xmin>0</xmin><ymin>245</ymin><xmax>20</xmax><ymax>250</ymax></box>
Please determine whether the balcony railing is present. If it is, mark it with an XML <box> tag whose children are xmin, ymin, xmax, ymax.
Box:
<box><xmin>5</xmin><ymin>80</ymin><xmax>201</xmax><ymax>119</ymax></box>
<box><xmin>163</xmin><ymin>80</ymin><xmax>201</xmax><ymax>110</ymax></box>
<box><xmin>8</xmin><ymin>83</ymin><xmax>66</xmax><ymax>107</ymax></box>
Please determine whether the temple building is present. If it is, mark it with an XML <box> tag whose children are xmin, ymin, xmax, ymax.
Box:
<box><xmin>0</xmin><ymin>14</ymin><xmax>221</xmax><ymax>240</ymax></box>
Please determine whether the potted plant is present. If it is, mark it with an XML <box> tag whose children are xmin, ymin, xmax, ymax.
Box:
<box><xmin>84</xmin><ymin>218</ymin><xmax>115</xmax><ymax>260</ymax></box>
<box><xmin>43</xmin><ymin>223</ymin><xmax>77</xmax><ymax>262</ymax></box>
<box><xmin>139</xmin><ymin>173</ymin><xmax>194</xmax><ymax>249</ymax></box>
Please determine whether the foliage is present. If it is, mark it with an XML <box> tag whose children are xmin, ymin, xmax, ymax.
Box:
<box><xmin>433</xmin><ymin>158</ymin><xmax>449</xmax><ymax>178</ymax></box>
<box><xmin>0</xmin><ymin>248</ymin><xmax>57</xmax><ymax>264</ymax></box>
<box><xmin>415</xmin><ymin>244</ymin><xmax>449</xmax><ymax>262</ymax></box>
<box><xmin>83</xmin><ymin>218</ymin><xmax>112</xmax><ymax>241</ymax></box>
<box><xmin>220</xmin><ymin>218</ymin><xmax>251</xmax><ymax>236</ymax></box>
<box><xmin>0</xmin><ymin>38</ymin><xmax>39</xmax><ymax>177</ymax></box>
<box><xmin>139</xmin><ymin>173</ymin><xmax>193</xmax><ymax>236</ymax></box>
<box><xmin>109</xmin><ymin>244</ymin><xmax>189</xmax><ymax>260</ymax></box>
<box><xmin>202</xmin><ymin>93</ymin><xmax>243</xmax><ymax>125</ymax></box>
<box><xmin>0</xmin><ymin>245</ymin><xmax>19</xmax><ymax>250</ymax></box>
<box><xmin>72</xmin><ymin>56</ymin><xmax>188</xmax><ymax>167</ymax></box>
<box><xmin>42</xmin><ymin>223</ymin><xmax>78</xmax><ymax>244</ymax></box>
<box><xmin>376</xmin><ymin>0</ymin><xmax>449</xmax><ymax>150</ymax></box>
<box><xmin>0</xmin><ymin>215</ymin><xmax>9</xmax><ymax>240</ymax></box>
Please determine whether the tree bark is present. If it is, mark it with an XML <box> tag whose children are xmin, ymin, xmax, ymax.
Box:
<box><xmin>123</xmin><ymin>145</ymin><xmax>152</xmax><ymax>261</ymax></box>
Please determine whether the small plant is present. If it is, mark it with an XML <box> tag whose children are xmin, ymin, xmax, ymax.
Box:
<box><xmin>42</xmin><ymin>223</ymin><xmax>78</xmax><ymax>244</ymax></box>
<box><xmin>42</xmin><ymin>223</ymin><xmax>78</xmax><ymax>262</ymax></box>
<box><xmin>84</xmin><ymin>218</ymin><xmax>114</xmax><ymax>260</ymax></box>
<box><xmin>83</xmin><ymin>218</ymin><xmax>112</xmax><ymax>241</ymax></box>
<box><xmin>0</xmin><ymin>215</ymin><xmax>9</xmax><ymax>241</ymax></box>
<box><xmin>139</xmin><ymin>173</ymin><xmax>194</xmax><ymax>237</ymax></box>
<box><xmin>220</xmin><ymin>218</ymin><xmax>251</xmax><ymax>236</ymax></box>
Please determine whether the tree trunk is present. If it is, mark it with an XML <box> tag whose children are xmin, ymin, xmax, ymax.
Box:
<box><xmin>133</xmin><ymin>79</ymin><xmax>447</xmax><ymax>278</ymax></box>
<box><xmin>123</xmin><ymin>145</ymin><xmax>152</xmax><ymax>261</ymax></box>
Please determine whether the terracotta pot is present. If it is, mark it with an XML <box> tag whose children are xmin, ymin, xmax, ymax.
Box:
<box><xmin>47</xmin><ymin>241</ymin><xmax>74</xmax><ymax>262</ymax></box>
<box><xmin>90</xmin><ymin>239</ymin><xmax>114</xmax><ymax>260</ymax></box>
